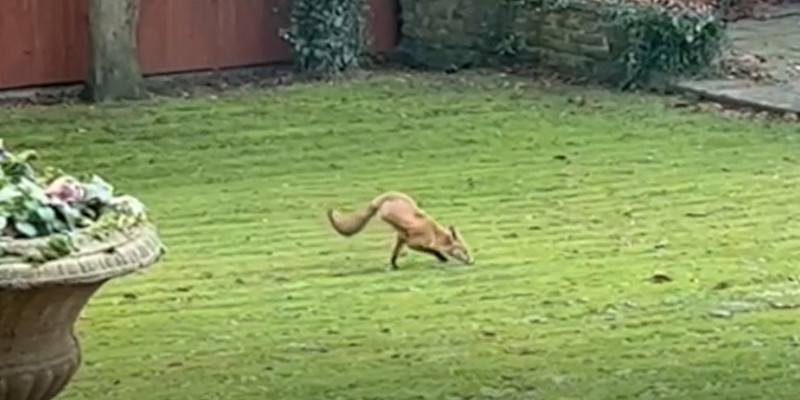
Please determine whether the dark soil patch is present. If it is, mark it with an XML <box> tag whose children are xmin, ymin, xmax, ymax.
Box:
<box><xmin>0</xmin><ymin>64</ymin><xmax>300</xmax><ymax>109</ymax></box>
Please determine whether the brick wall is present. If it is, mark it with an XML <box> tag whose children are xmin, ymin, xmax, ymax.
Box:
<box><xmin>395</xmin><ymin>0</ymin><xmax>499</xmax><ymax>69</ymax></box>
<box><xmin>395</xmin><ymin>0</ymin><xmax>626</xmax><ymax>81</ymax></box>
<box><xmin>510</xmin><ymin>3</ymin><xmax>625</xmax><ymax>81</ymax></box>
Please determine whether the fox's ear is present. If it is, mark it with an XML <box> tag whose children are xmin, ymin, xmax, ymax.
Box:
<box><xmin>449</xmin><ymin>226</ymin><xmax>458</xmax><ymax>240</ymax></box>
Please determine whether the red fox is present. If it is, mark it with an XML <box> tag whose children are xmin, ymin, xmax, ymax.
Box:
<box><xmin>326</xmin><ymin>191</ymin><xmax>474</xmax><ymax>270</ymax></box>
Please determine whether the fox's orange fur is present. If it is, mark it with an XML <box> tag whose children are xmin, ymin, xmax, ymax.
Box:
<box><xmin>326</xmin><ymin>191</ymin><xmax>474</xmax><ymax>270</ymax></box>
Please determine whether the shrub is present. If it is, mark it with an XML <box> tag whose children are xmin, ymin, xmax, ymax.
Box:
<box><xmin>603</xmin><ymin>0</ymin><xmax>727</xmax><ymax>89</ymax></box>
<box><xmin>280</xmin><ymin>0</ymin><xmax>369</xmax><ymax>78</ymax></box>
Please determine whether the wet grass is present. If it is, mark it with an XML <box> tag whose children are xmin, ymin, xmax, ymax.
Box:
<box><xmin>3</xmin><ymin>72</ymin><xmax>799</xmax><ymax>400</ymax></box>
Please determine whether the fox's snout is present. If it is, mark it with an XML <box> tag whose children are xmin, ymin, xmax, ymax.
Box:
<box><xmin>450</xmin><ymin>250</ymin><xmax>474</xmax><ymax>265</ymax></box>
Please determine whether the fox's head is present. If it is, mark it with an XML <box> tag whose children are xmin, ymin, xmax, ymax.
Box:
<box><xmin>443</xmin><ymin>226</ymin><xmax>474</xmax><ymax>265</ymax></box>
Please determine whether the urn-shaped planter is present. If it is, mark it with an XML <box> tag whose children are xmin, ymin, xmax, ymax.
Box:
<box><xmin>0</xmin><ymin>225</ymin><xmax>165</xmax><ymax>400</ymax></box>
<box><xmin>0</xmin><ymin>140</ymin><xmax>165</xmax><ymax>400</ymax></box>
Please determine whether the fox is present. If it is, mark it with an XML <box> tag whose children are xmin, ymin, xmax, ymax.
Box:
<box><xmin>326</xmin><ymin>191</ymin><xmax>474</xmax><ymax>270</ymax></box>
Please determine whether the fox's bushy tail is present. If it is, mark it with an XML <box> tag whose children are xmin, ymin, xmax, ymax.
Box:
<box><xmin>326</xmin><ymin>206</ymin><xmax>378</xmax><ymax>236</ymax></box>
<box><xmin>327</xmin><ymin>192</ymin><xmax>406</xmax><ymax>237</ymax></box>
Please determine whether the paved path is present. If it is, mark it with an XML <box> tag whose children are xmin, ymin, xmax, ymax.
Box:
<box><xmin>674</xmin><ymin>9</ymin><xmax>800</xmax><ymax>114</ymax></box>
<box><xmin>727</xmin><ymin>9</ymin><xmax>800</xmax><ymax>83</ymax></box>
<box><xmin>675</xmin><ymin>79</ymin><xmax>800</xmax><ymax>113</ymax></box>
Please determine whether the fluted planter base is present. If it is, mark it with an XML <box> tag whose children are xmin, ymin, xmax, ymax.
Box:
<box><xmin>0</xmin><ymin>224</ymin><xmax>164</xmax><ymax>400</ymax></box>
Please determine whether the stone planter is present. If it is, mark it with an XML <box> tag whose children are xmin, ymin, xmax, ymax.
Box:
<box><xmin>0</xmin><ymin>224</ymin><xmax>165</xmax><ymax>400</ymax></box>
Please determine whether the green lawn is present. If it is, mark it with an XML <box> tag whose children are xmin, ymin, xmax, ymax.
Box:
<box><xmin>3</xmin><ymin>72</ymin><xmax>799</xmax><ymax>400</ymax></box>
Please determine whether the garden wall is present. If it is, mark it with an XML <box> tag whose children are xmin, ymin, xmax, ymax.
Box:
<box><xmin>396</xmin><ymin>0</ymin><xmax>626</xmax><ymax>81</ymax></box>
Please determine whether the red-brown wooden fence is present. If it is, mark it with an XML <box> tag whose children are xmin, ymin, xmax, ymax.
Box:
<box><xmin>0</xmin><ymin>0</ymin><xmax>398</xmax><ymax>90</ymax></box>
<box><xmin>0</xmin><ymin>0</ymin><xmax>90</xmax><ymax>89</ymax></box>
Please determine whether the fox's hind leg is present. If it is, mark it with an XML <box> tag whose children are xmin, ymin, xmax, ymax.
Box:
<box><xmin>389</xmin><ymin>236</ymin><xmax>406</xmax><ymax>270</ymax></box>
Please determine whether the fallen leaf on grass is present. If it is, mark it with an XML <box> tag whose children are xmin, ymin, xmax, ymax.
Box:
<box><xmin>525</xmin><ymin>315</ymin><xmax>549</xmax><ymax>324</ymax></box>
<box><xmin>566</xmin><ymin>95</ymin><xmax>586</xmax><ymax>106</ymax></box>
<box><xmin>712</xmin><ymin>281</ymin><xmax>731</xmax><ymax>290</ymax></box>
<box><xmin>505</xmin><ymin>347</ymin><xmax>538</xmax><ymax>356</ymax></box>
<box><xmin>652</xmin><ymin>241</ymin><xmax>668</xmax><ymax>251</ymax></box>
<box><xmin>481</xmin><ymin>329</ymin><xmax>497</xmax><ymax>338</ymax></box>
<box><xmin>648</xmin><ymin>271</ymin><xmax>673</xmax><ymax>284</ymax></box>
<box><xmin>295</xmin><ymin>344</ymin><xmax>329</xmax><ymax>353</ymax></box>
<box><xmin>768</xmin><ymin>301</ymin><xmax>800</xmax><ymax>310</ymax></box>
<box><xmin>672</xmin><ymin>100</ymin><xmax>692</xmax><ymax>108</ymax></box>
<box><xmin>709</xmin><ymin>309</ymin><xmax>733</xmax><ymax>319</ymax></box>
<box><xmin>782</xmin><ymin>112</ymin><xmax>799</xmax><ymax>122</ymax></box>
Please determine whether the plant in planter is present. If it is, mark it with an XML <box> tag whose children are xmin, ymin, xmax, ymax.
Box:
<box><xmin>0</xmin><ymin>140</ymin><xmax>165</xmax><ymax>400</ymax></box>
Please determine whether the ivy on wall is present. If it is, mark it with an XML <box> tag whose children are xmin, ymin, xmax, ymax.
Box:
<box><xmin>280</xmin><ymin>0</ymin><xmax>369</xmax><ymax>78</ymax></box>
<box><xmin>398</xmin><ymin>0</ymin><xmax>727</xmax><ymax>90</ymax></box>
<box><xmin>512</xmin><ymin>0</ymin><xmax>727</xmax><ymax>89</ymax></box>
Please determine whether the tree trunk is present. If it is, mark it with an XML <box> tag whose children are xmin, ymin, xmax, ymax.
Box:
<box><xmin>86</xmin><ymin>0</ymin><xmax>143</xmax><ymax>102</ymax></box>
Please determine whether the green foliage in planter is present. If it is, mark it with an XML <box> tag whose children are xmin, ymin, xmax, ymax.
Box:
<box><xmin>504</xmin><ymin>0</ymin><xmax>727</xmax><ymax>89</ymax></box>
<box><xmin>0</xmin><ymin>150</ymin><xmax>78</xmax><ymax>238</ymax></box>
<box><xmin>0</xmin><ymin>140</ymin><xmax>149</xmax><ymax>263</ymax></box>
<box><xmin>280</xmin><ymin>0</ymin><xmax>368</xmax><ymax>77</ymax></box>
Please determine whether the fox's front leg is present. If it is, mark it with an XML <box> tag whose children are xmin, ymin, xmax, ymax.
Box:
<box><xmin>389</xmin><ymin>236</ymin><xmax>406</xmax><ymax>270</ymax></box>
<box><xmin>418</xmin><ymin>247</ymin><xmax>448</xmax><ymax>263</ymax></box>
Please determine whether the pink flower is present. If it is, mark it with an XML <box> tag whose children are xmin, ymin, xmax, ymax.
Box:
<box><xmin>45</xmin><ymin>176</ymin><xmax>85</xmax><ymax>204</ymax></box>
